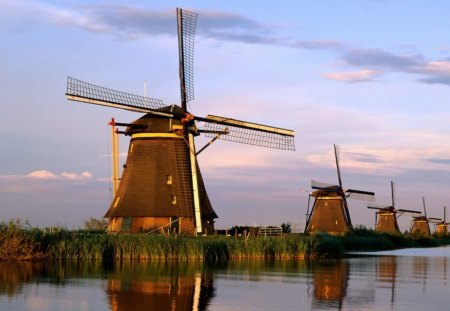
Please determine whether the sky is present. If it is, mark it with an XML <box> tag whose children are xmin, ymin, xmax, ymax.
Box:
<box><xmin>1</xmin><ymin>0</ymin><xmax>450</xmax><ymax>231</ymax></box>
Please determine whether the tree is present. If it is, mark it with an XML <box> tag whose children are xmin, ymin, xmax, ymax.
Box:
<box><xmin>84</xmin><ymin>217</ymin><xmax>108</xmax><ymax>231</ymax></box>
<box><xmin>281</xmin><ymin>222</ymin><xmax>292</xmax><ymax>234</ymax></box>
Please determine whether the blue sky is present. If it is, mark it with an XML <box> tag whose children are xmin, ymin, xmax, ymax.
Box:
<box><xmin>1</xmin><ymin>0</ymin><xmax>450</xmax><ymax>230</ymax></box>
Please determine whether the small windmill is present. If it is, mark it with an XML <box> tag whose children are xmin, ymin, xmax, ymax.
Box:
<box><xmin>304</xmin><ymin>145</ymin><xmax>375</xmax><ymax>235</ymax></box>
<box><xmin>367</xmin><ymin>181</ymin><xmax>421</xmax><ymax>234</ymax></box>
<box><xmin>434</xmin><ymin>206</ymin><xmax>448</xmax><ymax>236</ymax></box>
<box><xmin>65</xmin><ymin>8</ymin><xmax>295</xmax><ymax>235</ymax></box>
<box><xmin>410</xmin><ymin>197</ymin><xmax>441</xmax><ymax>236</ymax></box>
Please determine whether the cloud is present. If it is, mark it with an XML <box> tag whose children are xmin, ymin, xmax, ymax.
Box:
<box><xmin>0</xmin><ymin>170</ymin><xmax>94</xmax><ymax>181</ymax></box>
<box><xmin>0</xmin><ymin>170</ymin><xmax>97</xmax><ymax>193</ymax></box>
<box><xmin>305</xmin><ymin>146</ymin><xmax>450</xmax><ymax>176</ymax></box>
<box><xmin>60</xmin><ymin>171</ymin><xmax>93</xmax><ymax>180</ymax></box>
<box><xmin>342</xmin><ymin>48</ymin><xmax>423</xmax><ymax>71</ymax></box>
<box><xmin>334</xmin><ymin>49</ymin><xmax>450</xmax><ymax>85</ymax></box>
<box><xmin>427</xmin><ymin>158</ymin><xmax>450</xmax><ymax>165</ymax></box>
<box><xmin>26</xmin><ymin>170</ymin><xmax>58</xmax><ymax>179</ymax></box>
<box><xmin>323</xmin><ymin>69</ymin><xmax>380</xmax><ymax>83</ymax></box>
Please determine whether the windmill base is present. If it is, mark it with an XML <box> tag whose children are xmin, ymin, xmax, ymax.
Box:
<box><xmin>106</xmin><ymin>216</ymin><xmax>215</xmax><ymax>235</ymax></box>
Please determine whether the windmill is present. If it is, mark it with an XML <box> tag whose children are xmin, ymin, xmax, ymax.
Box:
<box><xmin>434</xmin><ymin>206</ymin><xmax>448</xmax><ymax>236</ymax></box>
<box><xmin>65</xmin><ymin>8</ymin><xmax>295</xmax><ymax>235</ymax></box>
<box><xmin>410</xmin><ymin>197</ymin><xmax>441</xmax><ymax>236</ymax></box>
<box><xmin>304</xmin><ymin>145</ymin><xmax>375</xmax><ymax>235</ymax></box>
<box><xmin>367</xmin><ymin>181</ymin><xmax>421</xmax><ymax>234</ymax></box>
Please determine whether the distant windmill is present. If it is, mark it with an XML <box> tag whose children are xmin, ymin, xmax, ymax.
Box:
<box><xmin>367</xmin><ymin>181</ymin><xmax>421</xmax><ymax>234</ymax></box>
<box><xmin>410</xmin><ymin>197</ymin><xmax>441</xmax><ymax>236</ymax></box>
<box><xmin>65</xmin><ymin>8</ymin><xmax>295</xmax><ymax>235</ymax></box>
<box><xmin>305</xmin><ymin>145</ymin><xmax>375</xmax><ymax>235</ymax></box>
<box><xmin>434</xmin><ymin>206</ymin><xmax>448</xmax><ymax>236</ymax></box>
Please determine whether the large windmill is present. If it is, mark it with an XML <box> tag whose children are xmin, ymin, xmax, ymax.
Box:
<box><xmin>367</xmin><ymin>181</ymin><xmax>421</xmax><ymax>234</ymax></box>
<box><xmin>65</xmin><ymin>8</ymin><xmax>295</xmax><ymax>235</ymax></box>
<box><xmin>410</xmin><ymin>197</ymin><xmax>441</xmax><ymax>236</ymax></box>
<box><xmin>434</xmin><ymin>206</ymin><xmax>448</xmax><ymax>236</ymax></box>
<box><xmin>304</xmin><ymin>145</ymin><xmax>375</xmax><ymax>235</ymax></box>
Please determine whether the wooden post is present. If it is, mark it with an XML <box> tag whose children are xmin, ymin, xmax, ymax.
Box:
<box><xmin>109</xmin><ymin>118</ymin><xmax>119</xmax><ymax>195</ymax></box>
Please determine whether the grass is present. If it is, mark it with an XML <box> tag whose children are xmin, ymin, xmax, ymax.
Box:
<box><xmin>1</xmin><ymin>221</ymin><xmax>449</xmax><ymax>262</ymax></box>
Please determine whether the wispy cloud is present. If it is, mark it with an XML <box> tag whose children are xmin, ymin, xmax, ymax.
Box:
<box><xmin>0</xmin><ymin>170</ymin><xmax>93</xmax><ymax>181</ymax></box>
<box><xmin>0</xmin><ymin>170</ymin><xmax>103</xmax><ymax>193</ymax></box>
<box><xmin>323</xmin><ymin>69</ymin><xmax>380</xmax><ymax>83</ymax></box>
<box><xmin>5</xmin><ymin>1</ymin><xmax>450</xmax><ymax>86</ymax></box>
<box><xmin>305</xmin><ymin>146</ymin><xmax>450</xmax><ymax>176</ymax></box>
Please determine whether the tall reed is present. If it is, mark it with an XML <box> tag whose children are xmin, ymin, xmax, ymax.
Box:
<box><xmin>2</xmin><ymin>221</ymin><xmax>450</xmax><ymax>262</ymax></box>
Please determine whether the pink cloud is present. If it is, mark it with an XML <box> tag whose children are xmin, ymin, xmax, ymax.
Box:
<box><xmin>26</xmin><ymin>170</ymin><xmax>58</xmax><ymax>179</ymax></box>
<box><xmin>323</xmin><ymin>69</ymin><xmax>379</xmax><ymax>83</ymax></box>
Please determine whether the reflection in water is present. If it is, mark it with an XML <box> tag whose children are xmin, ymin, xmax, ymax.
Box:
<box><xmin>413</xmin><ymin>256</ymin><xmax>428</xmax><ymax>292</ymax></box>
<box><xmin>310</xmin><ymin>260</ymin><xmax>348</xmax><ymax>310</ymax></box>
<box><xmin>377</xmin><ymin>256</ymin><xmax>397</xmax><ymax>307</ymax></box>
<box><xmin>0</xmin><ymin>262</ymin><xmax>39</xmax><ymax>296</ymax></box>
<box><xmin>2</xmin><ymin>247</ymin><xmax>450</xmax><ymax>311</ymax></box>
<box><xmin>107</xmin><ymin>261</ymin><xmax>214</xmax><ymax>311</ymax></box>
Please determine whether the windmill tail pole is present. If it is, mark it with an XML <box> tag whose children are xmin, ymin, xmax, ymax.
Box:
<box><xmin>188</xmin><ymin>133</ymin><xmax>202</xmax><ymax>234</ymax></box>
<box><xmin>109</xmin><ymin>118</ymin><xmax>119</xmax><ymax>195</ymax></box>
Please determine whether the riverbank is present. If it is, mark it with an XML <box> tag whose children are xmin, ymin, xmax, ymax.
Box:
<box><xmin>1</xmin><ymin>221</ymin><xmax>449</xmax><ymax>261</ymax></box>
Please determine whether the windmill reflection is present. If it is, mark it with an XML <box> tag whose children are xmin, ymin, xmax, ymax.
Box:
<box><xmin>310</xmin><ymin>260</ymin><xmax>349</xmax><ymax>309</ymax></box>
<box><xmin>412</xmin><ymin>256</ymin><xmax>428</xmax><ymax>292</ymax></box>
<box><xmin>106</xmin><ymin>261</ymin><xmax>214</xmax><ymax>311</ymax></box>
<box><xmin>376</xmin><ymin>256</ymin><xmax>397</xmax><ymax>307</ymax></box>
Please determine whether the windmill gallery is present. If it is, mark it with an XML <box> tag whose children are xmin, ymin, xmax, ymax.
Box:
<box><xmin>65</xmin><ymin>8</ymin><xmax>447</xmax><ymax>237</ymax></box>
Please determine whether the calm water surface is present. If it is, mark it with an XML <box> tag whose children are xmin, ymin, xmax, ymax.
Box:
<box><xmin>1</xmin><ymin>246</ymin><xmax>450</xmax><ymax>310</ymax></box>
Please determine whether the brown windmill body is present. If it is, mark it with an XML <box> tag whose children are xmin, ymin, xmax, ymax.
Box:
<box><xmin>410</xmin><ymin>216</ymin><xmax>431</xmax><ymax>236</ymax></box>
<box><xmin>65</xmin><ymin>9</ymin><xmax>295</xmax><ymax>235</ymax></box>
<box><xmin>375</xmin><ymin>208</ymin><xmax>400</xmax><ymax>234</ymax></box>
<box><xmin>104</xmin><ymin>113</ymin><xmax>217</xmax><ymax>234</ymax></box>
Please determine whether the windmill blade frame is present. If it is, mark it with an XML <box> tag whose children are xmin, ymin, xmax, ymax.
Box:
<box><xmin>346</xmin><ymin>189</ymin><xmax>376</xmax><ymax>201</ymax></box>
<box><xmin>177</xmin><ymin>8</ymin><xmax>197</xmax><ymax>106</ymax></box>
<box><xmin>367</xmin><ymin>203</ymin><xmax>392</xmax><ymax>210</ymax></box>
<box><xmin>428</xmin><ymin>217</ymin><xmax>443</xmax><ymax>222</ymax></box>
<box><xmin>391</xmin><ymin>181</ymin><xmax>396</xmax><ymax>208</ymax></box>
<box><xmin>310</xmin><ymin>180</ymin><xmax>340</xmax><ymax>191</ymax></box>
<box><xmin>397</xmin><ymin>209</ymin><xmax>422</xmax><ymax>214</ymax></box>
<box><xmin>201</xmin><ymin>114</ymin><xmax>295</xmax><ymax>151</ymax></box>
<box><xmin>334</xmin><ymin>144</ymin><xmax>343</xmax><ymax>189</ymax></box>
<box><xmin>66</xmin><ymin>77</ymin><xmax>170</xmax><ymax>116</ymax></box>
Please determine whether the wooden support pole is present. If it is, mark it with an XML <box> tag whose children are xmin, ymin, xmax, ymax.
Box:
<box><xmin>109</xmin><ymin>118</ymin><xmax>120</xmax><ymax>195</ymax></box>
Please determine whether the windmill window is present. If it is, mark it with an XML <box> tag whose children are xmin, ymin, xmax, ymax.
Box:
<box><xmin>172</xmin><ymin>195</ymin><xmax>177</xmax><ymax>205</ymax></box>
<box><xmin>121</xmin><ymin>217</ymin><xmax>132</xmax><ymax>231</ymax></box>
<box><xmin>166</xmin><ymin>175</ymin><xmax>173</xmax><ymax>185</ymax></box>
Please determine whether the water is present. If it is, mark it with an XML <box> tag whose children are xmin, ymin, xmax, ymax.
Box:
<box><xmin>1</xmin><ymin>246</ymin><xmax>450</xmax><ymax>310</ymax></box>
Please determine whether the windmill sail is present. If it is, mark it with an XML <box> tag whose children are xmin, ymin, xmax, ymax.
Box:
<box><xmin>311</xmin><ymin>180</ymin><xmax>340</xmax><ymax>190</ymax></box>
<box><xmin>177</xmin><ymin>8</ymin><xmax>197</xmax><ymax>106</ymax></box>
<box><xmin>201</xmin><ymin>115</ymin><xmax>295</xmax><ymax>150</ymax></box>
<box><xmin>334</xmin><ymin>144</ymin><xmax>342</xmax><ymax>189</ymax></box>
<box><xmin>66</xmin><ymin>77</ymin><xmax>171</xmax><ymax>115</ymax></box>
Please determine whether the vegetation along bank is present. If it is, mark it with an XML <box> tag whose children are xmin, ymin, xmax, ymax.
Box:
<box><xmin>1</xmin><ymin>220</ymin><xmax>450</xmax><ymax>262</ymax></box>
